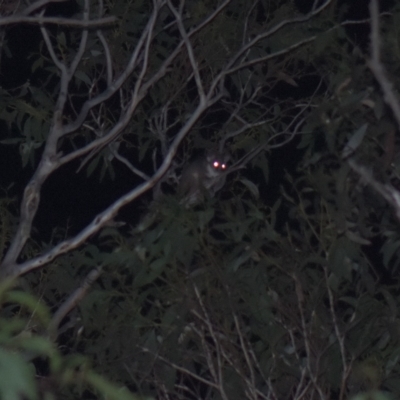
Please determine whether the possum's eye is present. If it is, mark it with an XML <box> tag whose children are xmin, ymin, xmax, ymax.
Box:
<box><xmin>211</xmin><ymin>157</ymin><xmax>228</xmax><ymax>171</ymax></box>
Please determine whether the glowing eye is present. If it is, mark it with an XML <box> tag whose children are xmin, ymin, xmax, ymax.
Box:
<box><xmin>213</xmin><ymin>161</ymin><xmax>220</xmax><ymax>168</ymax></box>
<box><xmin>221</xmin><ymin>163</ymin><xmax>226</xmax><ymax>170</ymax></box>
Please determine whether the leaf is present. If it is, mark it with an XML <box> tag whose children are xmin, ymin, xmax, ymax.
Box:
<box><xmin>0</xmin><ymin>347</ymin><xmax>38</xmax><ymax>400</ymax></box>
<box><xmin>328</xmin><ymin>237</ymin><xmax>356</xmax><ymax>281</ymax></box>
<box><xmin>240</xmin><ymin>178</ymin><xmax>259</xmax><ymax>198</ymax></box>
<box><xmin>75</xmin><ymin>70</ymin><xmax>92</xmax><ymax>85</ymax></box>
<box><xmin>85</xmin><ymin>370</ymin><xmax>145</xmax><ymax>400</ymax></box>
<box><xmin>276</xmin><ymin>71</ymin><xmax>298</xmax><ymax>87</ymax></box>
<box><xmin>256</xmin><ymin>154</ymin><xmax>269</xmax><ymax>183</ymax></box>
<box><xmin>6</xmin><ymin>291</ymin><xmax>50</xmax><ymax>325</ymax></box>
<box><xmin>230</xmin><ymin>251</ymin><xmax>251</xmax><ymax>272</ymax></box>
<box><xmin>380</xmin><ymin>238</ymin><xmax>400</xmax><ymax>269</ymax></box>
<box><xmin>90</xmin><ymin>50</ymin><xmax>102</xmax><ymax>57</ymax></box>
<box><xmin>23</xmin><ymin>117</ymin><xmax>31</xmax><ymax>138</ymax></box>
<box><xmin>29</xmin><ymin>87</ymin><xmax>53</xmax><ymax>109</ymax></box>
<box><xmin>31</xmin><ymin>57</ymin><xmax>43</xmax><ymax>73</ymax></box>
<box><xmin>150</xmin><ymin>257</ymin><xmax>166</xmax><ymax>274</ymax></box>
<box><xmin>87</xmin><ymin>155</ymin><xmax>101</xmax><ymax>177</ymax></box>
<box><xmin>342</xmin><ymin>123</ymin><xmax>368</xmax><ymax>158</ymax></box>
<box><xmin>13</xmin><ymin>99</ymin><xmax>47</xmax><ymax>121</ymax></box>
<box><xmin>198</xmin><ymin>208</ymin><xmax>214</xmax><ymax>232</ymax></box>
<box><xmin>345</xmin><ymin>230</ymin><xmax>371</xmax><ymax>245</ymax></box>
<box><xmin>380</xmin><ymin>288</ymin><xmax>397</xmax><ymax>317</ymax></box>
<box><xmin>57</xmin><ymin>32</ymin><xmax>66</xmax><ymax>47</ymax></box>
<box><xmin>0</xmin><ymin>138</ymin><xmax>22</xmax><ymax>145</ymax></box>
<box><xmin>12</xmin><ymin>336</ymin><xmax>57</xmax><ymax>361</ymax></box>
<box><xmin>350</xmin><ymin>391</ymin><xmax>392</xmax><ymax>400</ymax></box>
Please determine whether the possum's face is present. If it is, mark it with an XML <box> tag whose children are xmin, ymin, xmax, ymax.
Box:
<box><xmin>179</xmin><ymin>151</ymin><xmax>229</xmax><ymax>206</ymax></box>
<box><xmin>204</xmin><ymin>152</ymin><xmax>228</xmax><ymax>181</ymax></box>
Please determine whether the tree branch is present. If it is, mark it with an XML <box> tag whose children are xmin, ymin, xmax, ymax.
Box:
<box><xmin>0</xmin><ymin>15</ymin><xmax>116</xmax><ymax>27</ymax></box>
<box><xmin>368</xmin><ymin>0</ymin><xmax>400</xmax><ymax>130</ymax></box>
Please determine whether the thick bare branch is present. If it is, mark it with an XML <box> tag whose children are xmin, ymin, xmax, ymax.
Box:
<box><xmin>48</xmin><ymin>265</ymin><xmax>102</xmax><ymax>340</ymax></box>
<box><xmin>368</xmin><ymin>0</ymin><xmax>400</xmax><ymax>130</ymax></box>
<box><xmin>0</xmin><ymin>14</ymin><xmax>116</xmax><ymax>27</ymax></box>
<box><xmin>1</xmin><ymin>0</ymin><xmax>334</xmax><ymax>281</ymax></box>
<box><xmin>348</xmin><ymin>159</ymin><xmax>400</xmax><ymax>223</ymax></box>
<box><xmin>167</xmin><ymin>0</ymin><xmax>204</xmax><ymax>99</ymax></box>
<box><xmin>2</xmin><ymin>98</ymin><xmax>209</xmax><ymax>278</ymax></box>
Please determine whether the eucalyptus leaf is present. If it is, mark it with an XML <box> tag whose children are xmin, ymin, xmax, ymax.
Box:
<box><xmin>0</xmin><ymin>348</ymin><xmax>37</xmax><ymax>400</ymax></box>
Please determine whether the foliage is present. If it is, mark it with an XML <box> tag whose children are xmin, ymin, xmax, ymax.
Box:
<box><xmin>0</xmin><ymin>279</ymin><xmax>146</xmax><ymax>399</ymax></box>
<box><xmin>2</xmin><ymin>0</ymin><xmax>400</xmax><ymax>399</ymax></box>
